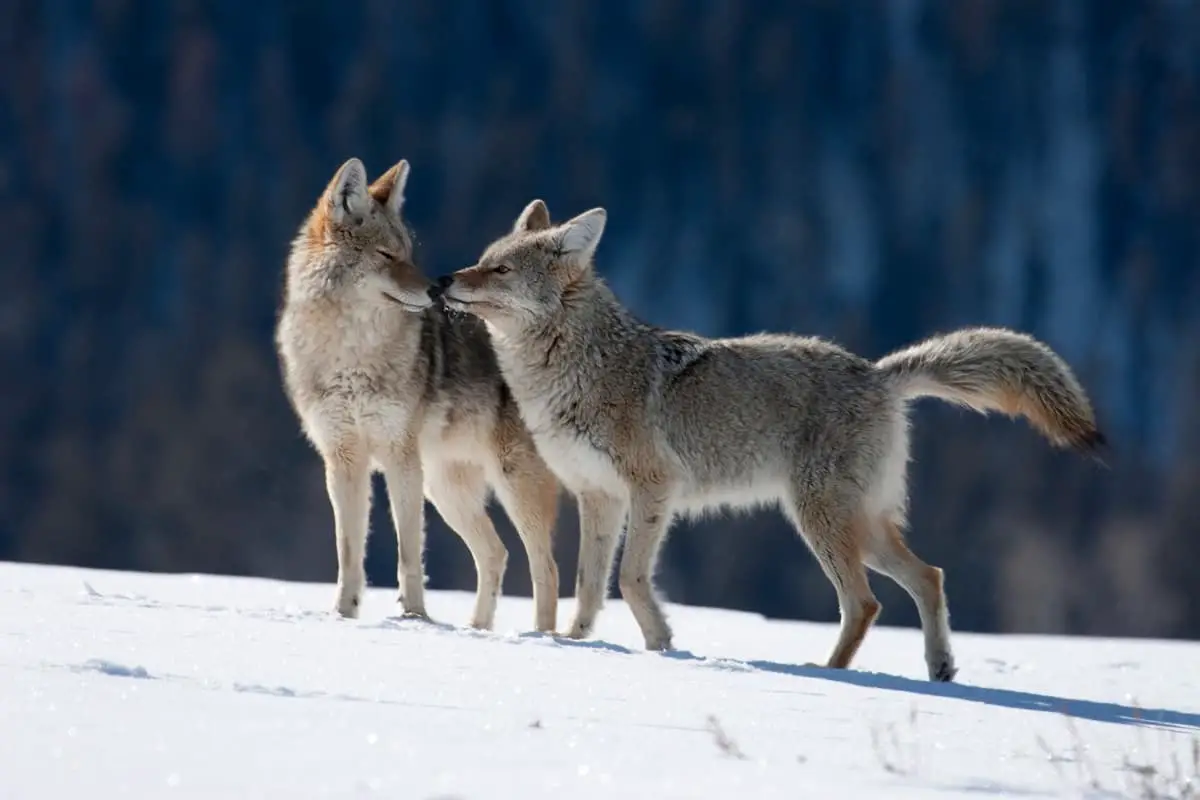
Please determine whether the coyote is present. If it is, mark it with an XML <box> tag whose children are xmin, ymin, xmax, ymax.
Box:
<box><xmin>275</xmin><ymin>159</ymin><xmax>560</xmax><ymax>631</ymax></box>
<box><xmin>436</xmin><ymin>199</ymin><xmax>1105</xmax><ymax>681</ymax></box>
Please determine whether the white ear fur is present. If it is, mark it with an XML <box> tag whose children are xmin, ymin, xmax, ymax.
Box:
<box><xmin>559</xmin><ymin>208</ymin><xmax>607</xmax><ymax>260</ymax></box>
<box><xmin>328</xmin><ymin>158</ymin><xmax>371</xmax><ymax>223</ymax></box>
<box><xmin>385</xmin><ymin>160</ymin><xmax>409</xmax><ymax>218</ymax></box>
<box><xmin>513</xmin><ymin>198</ymin><xmax>551</xmax><ymax>233</ymax></box>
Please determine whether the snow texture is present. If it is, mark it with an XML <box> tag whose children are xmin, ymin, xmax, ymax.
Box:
<box><xmin>2</xmin><ymin>561</ymin><xmax>1198</xmax><ymax>798</ymax></box>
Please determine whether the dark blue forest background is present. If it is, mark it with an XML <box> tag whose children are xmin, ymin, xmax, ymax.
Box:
<box><xmin>2</xmin><ymin>0</ymin><xmax>1198</xmax><ymax>639</ymax></box>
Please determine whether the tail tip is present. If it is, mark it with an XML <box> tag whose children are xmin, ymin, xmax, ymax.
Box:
<box><xmin>1074</xmin><ymin>427</ymin><xmax>1110</xmax><ymax>467</ymax></box>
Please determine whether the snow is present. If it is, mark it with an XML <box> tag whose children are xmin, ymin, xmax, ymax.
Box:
<box><xmin>2</xmin><ymin>561</ymin><xmax>1197</xmax><ymax>799</ymax></box>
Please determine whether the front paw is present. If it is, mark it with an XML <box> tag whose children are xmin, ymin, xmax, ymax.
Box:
<box><xmin>644</xmin><ymin>633</ymin><xmax>674</xmax><ymax>652</ymax></box>
<box><xmin>565</xmin><ymin>618</ymin><xmax>593</xmax><ymax>640</ymax></box>
<box><xmin>335</xmin><ymin>590</ymin><xmax>362</xmax><ymax>619</ymax></box>
<box><xmin>335</xmin><ymin>570</ymin><xmax>366</xmax><ymax>618</ymax></box>
<box><xmin>396</xmin><ymin>594</ymin><xmax>428</xmax><ymax>621</ymax></box>
<box><xmin>928</xmin><ymin>652</ymin><xmax>958</xmax><ymax>682</ymax></box>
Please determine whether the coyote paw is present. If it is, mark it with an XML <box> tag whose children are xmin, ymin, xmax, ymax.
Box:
<box><xmin>643</xmin><ymin>633</ymin><xmax>674</xmax><ymax>652</ymax></box>
<box><xmin>565</xmin><ymin>619</ymin><xmax>593</xmax><ymax>640</ymax></box>
<box><xmin>335</xmin><ymin>570</ymin><xmax>365</xmax><ymax>619</ymax></box>
<box><xmin>395</xmin><ymin>590</ymin><xmax>429</xmax><ymax>618</ymax></box>
<box><xmin>335</xmin><ymin>591</ymin><xmax>362</xmax><ymax>619</ymax></box>
<box><xmin>928</xmin><ymin>653</ymin><xmax>958</xmax><ymax>683</ymax></box>
<box><xmin>396</xmin><ymin>606</ymin><xmax>429</xmax><ymax>623</ymax></box>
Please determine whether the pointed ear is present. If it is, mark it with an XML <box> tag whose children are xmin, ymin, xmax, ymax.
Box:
<box><xmin>513</xmin><ymin>199</ymin><xmax>551</xmax><ymax>234</ymax></box>
<box><xmin>369</xmin><ymin>159</ymin><xmax>410</xmax><ymax>219</ymax></box>
<box><xmin>325</xmin><ymin>158</ymin><xmax>371</xmax><ymax>224</ymax></box>
<box><xmin>558</xmin><ymin>208</ymin><xmax>607</xmax><ymax>261</ymax></box>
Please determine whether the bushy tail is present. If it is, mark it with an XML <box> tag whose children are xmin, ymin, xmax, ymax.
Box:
<box><xmin>876</xmin><ymin>327</ymin><xmax>1106</xmax><ymax>456</ymax></box>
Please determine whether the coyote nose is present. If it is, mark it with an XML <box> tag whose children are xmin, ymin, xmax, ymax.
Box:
<box><xmin>428</xmin><ymin>275</ymin><xmax>453</xmax><ymax>299</ymax></box>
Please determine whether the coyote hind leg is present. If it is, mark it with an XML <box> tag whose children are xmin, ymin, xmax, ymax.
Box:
<box><xmin>491</xmin><ymin>451</ymin><xmax>561</xmax><ymax>634</ymax></box>
<box><xmin>864</xmin><ymin>514</ymin><xmax>957</xmax><ymax>682</ymax></box>
<box><xmin>785</xmin><ymin>498</ymin><xmax>881</xmax><ymax>671</ymax></box>
<box><xmin>426</xmin><ymin>465</ymin><xmax>509</xmax><ymax>630</ymax></box>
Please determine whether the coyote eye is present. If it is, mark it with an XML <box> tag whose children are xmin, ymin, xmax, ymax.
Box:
<box><xmin>494</xmin><ymin>264</ymin><xmax>511</xmax><ymax>275</ymax></box>
<box><xmin>377</xmin><ymin>249</ymin><xmax>398</xmax><ymax>262</ymax></box>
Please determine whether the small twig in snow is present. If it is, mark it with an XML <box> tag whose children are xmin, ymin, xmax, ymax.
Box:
<box><xmin>705</xmin><ymin>714</ymin><xmax>747</xmax><ymax>760</ymax></box>
<box><xmin>1064</xmin><ymin>713</ymin><xmax>1103</xmax><ymax>792</ymax></box>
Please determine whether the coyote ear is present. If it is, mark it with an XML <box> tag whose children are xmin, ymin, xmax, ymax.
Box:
<box><xmin>326</xmin><ymin>158</ymin><xmax>371</xmax><ymax>225</ymax></box>
<box><xmin>559</xmin><ymin>208</ymin><xmax>606</xmax><ymax>261</ymax></box>
<box><xmin>369</xmin><ymin>159</ymin><xmax>410</xmax><ymax>219</ymax></box>
<box><xmin>513</xmin><ymin>199</ymin><xmax>551</xmax><ymax>233</ymax></box>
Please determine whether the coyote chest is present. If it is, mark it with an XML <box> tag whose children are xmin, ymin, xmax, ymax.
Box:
<box><xmin>519</xmin><ymin>390</ymin><xmax>625</xmax><ymax>497</ymax></box>
<box><xmin>281</xmin><ymin>306</ymin><xmax>424</xmax><ymax>455</ymax></box>
<box><xmin>301</xmin><ymin>365</ymin><xmax>420</xmax><ymax>453</ymax></box>
<box><xmin>491</xmin><ymin>335</ymin><xmax>627</xmax><ymax>496</ymax></box>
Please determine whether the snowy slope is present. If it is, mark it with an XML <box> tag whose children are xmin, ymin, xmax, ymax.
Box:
<box><xmin>2</xmin><ymin>561</ymin><xmax>1197</xmax><ymax>799</ymax></box>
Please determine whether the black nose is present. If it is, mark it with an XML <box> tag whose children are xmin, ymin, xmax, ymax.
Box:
<box><xmin>428</xmin><ymin>275</ymin><xmax>453</xmax><ymax>299</ymax></box>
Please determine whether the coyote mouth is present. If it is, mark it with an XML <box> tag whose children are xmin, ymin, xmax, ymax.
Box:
<box><xmin>381</xmin><ymin>291</ymin><xmax>429</xmax><ymax>312</ymax></box>
<box><xmin>442</xmin><ymin>294</ymin><xmax>482</xmax><ymax>310</ymax></box>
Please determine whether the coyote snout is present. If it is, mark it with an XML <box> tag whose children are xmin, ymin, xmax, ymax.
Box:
<box><xmin>440</xmin><ymin>202</ymin><xmax>581</xmax><ymax>334</ymax></box>
<box><xmin>439</xmin><ymin>267</ymin><xmax>499</xmax><ymax>309</ymax></box>
<box><xmin>425</xmin><ymin>275</ymin><xmax>454</xmax><ymax>302</ymax></box>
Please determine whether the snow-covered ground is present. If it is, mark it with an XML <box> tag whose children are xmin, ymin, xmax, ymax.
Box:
<box><xmin>2</xmin><ymin>561</ymin><xmax>1197</xmax><ymax>799</ymax></box>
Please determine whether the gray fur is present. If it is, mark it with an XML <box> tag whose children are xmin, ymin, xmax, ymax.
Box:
<box><xmin>443</xmin><ymin>199</ymin><xmax>1104</xmax><ymax>681</ymax></box>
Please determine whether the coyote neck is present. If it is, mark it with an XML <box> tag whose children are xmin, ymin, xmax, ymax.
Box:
<box><xmin>490</xmin><ymin>281</ymin><xmax>648</xmax><ymax>436</ymax></box>
<box><xmin>512</xmin><ymin>283</ymin><xmax>630</xmax><ymax>377</ymax></box>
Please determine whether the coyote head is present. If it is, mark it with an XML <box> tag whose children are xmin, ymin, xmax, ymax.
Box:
<box><xmin>440</xmin><ymin>199</ymin><xmax>606</xmax><ymax>334</ymax></box>
<box><xmin>288</xmin><ymin>157</ymin><xmax>433</xmax><ymax>311</ymax></box>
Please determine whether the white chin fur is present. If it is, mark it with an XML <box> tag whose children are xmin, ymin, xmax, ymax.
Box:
<box><xmin>381</xmin><ymin>292</ymin><xmax>430</xmax><ymax>312</ymax></box>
